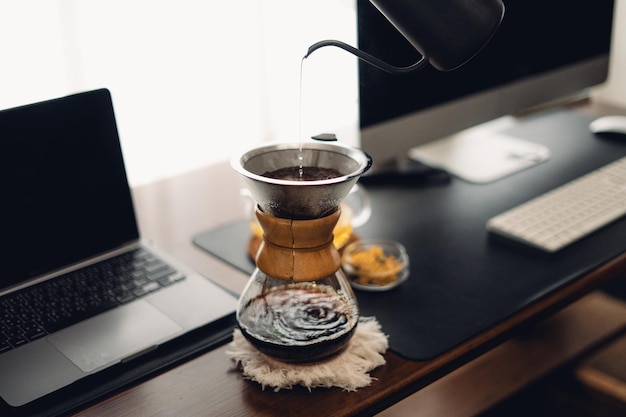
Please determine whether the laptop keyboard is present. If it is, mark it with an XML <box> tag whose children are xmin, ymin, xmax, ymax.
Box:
<box><xmin>0</xmin><ymin>248</ymin><xmax>186</xmax><ymax>354</ymax></box>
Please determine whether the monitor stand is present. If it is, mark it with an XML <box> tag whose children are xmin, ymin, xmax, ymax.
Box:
<box><xmin>408</xmin><ymin>116</ymin><xmax>550</xmax><ymax>184</ymax></box>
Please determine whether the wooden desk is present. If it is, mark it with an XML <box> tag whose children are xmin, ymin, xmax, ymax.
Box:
<box><xmin>72</xmin><ymin>100</ymin><xmax>626</xmax><ymax>417</ymax></box>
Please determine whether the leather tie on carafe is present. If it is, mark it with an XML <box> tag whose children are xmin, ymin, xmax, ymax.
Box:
<box><xmin>254</xmin><ymin>208</ymin><xmax>342</xmax><ymax>282</ymax></box>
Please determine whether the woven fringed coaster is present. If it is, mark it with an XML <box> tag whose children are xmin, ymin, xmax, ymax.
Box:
<box><xmin>226</xmin><ymin>317</ymin><xmax>388</xmax><ymax>392</ymax></box>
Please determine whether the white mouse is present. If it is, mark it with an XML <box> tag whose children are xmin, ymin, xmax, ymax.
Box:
<box><xmin>589</xmin><ymin>115</ymin><xmax>626</xmax><ymax>136</ymax></box>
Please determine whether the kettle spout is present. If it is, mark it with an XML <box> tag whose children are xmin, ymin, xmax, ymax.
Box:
<box><xmin>304</xmin><ymin>39</ymin><xmax>428</xmax><ymax>75</ymax></box>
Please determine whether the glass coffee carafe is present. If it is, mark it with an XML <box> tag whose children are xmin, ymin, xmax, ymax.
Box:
<box><xmin>231</xmin><ymin>141</ymin><xmax>372</xmax><ymax>362</ymax></box>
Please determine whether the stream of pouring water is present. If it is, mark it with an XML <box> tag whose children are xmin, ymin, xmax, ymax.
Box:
<box><xmin>298</xmin><ymin>53</ymin><xmax>339</xmax><ymax>179</ymax></box>
<box><xmin>298</xmin><ymin>56</ymin><xmax>306</xmax><ymax>178</ymax></box>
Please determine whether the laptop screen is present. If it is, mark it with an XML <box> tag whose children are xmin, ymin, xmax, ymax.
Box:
<box><xmin>2</xmin><ymin>89</ymin><xmax>139</xmax><ymax>290</ymax></box>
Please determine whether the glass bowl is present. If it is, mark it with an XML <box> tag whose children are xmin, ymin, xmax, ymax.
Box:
<box><xmin>341</xmin><ymin>239</ymin><xmax>410</xmax><ymax>291</ymax></box>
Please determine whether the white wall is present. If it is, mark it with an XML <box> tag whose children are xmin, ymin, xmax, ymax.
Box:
<box><xmin>593</xmin><ymin>0</ymin><xmax>626</xmax><ymax>107</ymax></box>
<box><xmin>0</xmin><ymin>0</ymin><xmax>358</xmax><ymax>186</ymax></box>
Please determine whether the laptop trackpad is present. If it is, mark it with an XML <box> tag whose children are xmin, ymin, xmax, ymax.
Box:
<box><xmin>48</xmin><ymin>300</ymin><xmax>182</xmax><ymax>373</ymax></box>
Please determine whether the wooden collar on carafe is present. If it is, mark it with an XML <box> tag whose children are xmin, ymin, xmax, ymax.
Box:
<box><xmin>254</xmin><ymin>208</ymin><xmax>342</xmax><ymax>282</ymax></box>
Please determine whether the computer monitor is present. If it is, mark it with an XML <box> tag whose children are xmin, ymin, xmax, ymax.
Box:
<box><xmin>358</xmin><ymin>0</ymin><xmax>615</xmax><ymax>182</ymax></box>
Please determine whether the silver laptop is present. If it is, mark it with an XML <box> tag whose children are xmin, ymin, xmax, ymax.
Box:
<box><xmin>0</xmin><ymin>89</ymin><xmax>238</xmax><ymax>407</ymax></box>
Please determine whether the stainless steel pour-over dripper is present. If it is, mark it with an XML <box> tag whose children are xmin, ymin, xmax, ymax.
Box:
<box><xmin>231</xmin><ymin>141</ymin><xmax>372</xmax><ymax>220</ymax></box>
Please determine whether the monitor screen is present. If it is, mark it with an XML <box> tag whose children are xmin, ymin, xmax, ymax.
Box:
<box><xmin>358</xmin><ymin>0</ymin><xmax>615</xmax><ymax>169</ymax></box>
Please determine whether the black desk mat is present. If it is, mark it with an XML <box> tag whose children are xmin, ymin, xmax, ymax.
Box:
<box><xmin>193</xmin><ymin>109</ymin><xmax>626</xmax><ymax>361</ymax></box>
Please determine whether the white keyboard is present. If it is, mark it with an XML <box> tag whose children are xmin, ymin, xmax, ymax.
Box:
<box><xmin>487</xmin><ymin>156</ymin><xmax>626</xmax><ymax>252</ymax></box>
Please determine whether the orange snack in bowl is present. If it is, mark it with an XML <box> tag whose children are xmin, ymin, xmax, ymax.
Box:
<box><xmin>347</xmin><ymin>244</ymin><xmax>404</xmax><ymax>286</ymax></box>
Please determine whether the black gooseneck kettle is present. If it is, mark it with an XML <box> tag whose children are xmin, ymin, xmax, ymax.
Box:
<box><xmin>306</xmin><ymin>0</ymin><xmax>505</xmax><ymax>74</ymax></box>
